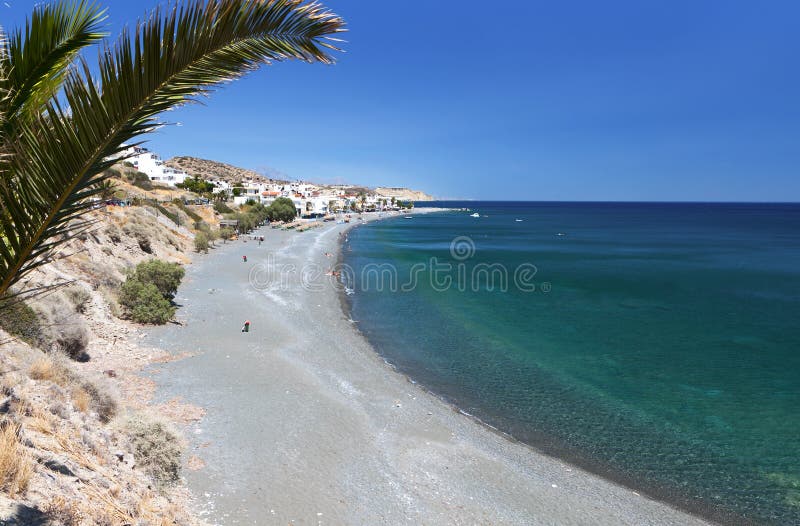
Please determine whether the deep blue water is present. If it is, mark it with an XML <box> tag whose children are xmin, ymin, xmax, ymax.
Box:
<box><xmin>344</xmin><ymin>202</ymin><xmax>800</xmax><ymax>525</ymax></box>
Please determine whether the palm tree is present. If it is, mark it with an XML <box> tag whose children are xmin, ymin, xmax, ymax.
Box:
<box><xmin>0</xmin><ymin>0</ymin><xmax>344</xmax><ymax>300</ymax></box>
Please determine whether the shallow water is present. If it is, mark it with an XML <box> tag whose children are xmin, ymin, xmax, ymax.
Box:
<box><xmin>345</xmin><ymin>202</ymin><xmax>800</xmax><ymax>525</ymax></box>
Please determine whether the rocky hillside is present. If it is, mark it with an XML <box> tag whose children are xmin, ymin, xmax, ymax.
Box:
<box><xmin>0</xmin><ymin>202</ymin><xmax>206</xmax><ymax>525</ymax></box>
<box><xmin>166</xmin><ymin>156</ymin><xmax>285</xmax><ymax>184</ymax></box>
<box><xmin>374</xmin><ymin>187</ymin><xmax>434</xmax><ymax>201</ymax></box>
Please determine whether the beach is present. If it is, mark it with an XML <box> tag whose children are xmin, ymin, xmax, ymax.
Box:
<box><xmin>144</xmin><ymin>211</ymin><xmax>711</xmax><ymax>526</ymax></box>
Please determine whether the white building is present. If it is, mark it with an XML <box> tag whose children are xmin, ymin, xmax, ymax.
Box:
<box><xmin>119</xmin><ymin>146</ymin><xmax>190</xmax><ymax>187</ymax></box>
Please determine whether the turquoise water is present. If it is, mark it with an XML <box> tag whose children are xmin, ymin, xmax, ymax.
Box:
<box><xmin>344</xmin><ymin>202</ymin><xmax>800</xmax><ymax>525</ymax></box>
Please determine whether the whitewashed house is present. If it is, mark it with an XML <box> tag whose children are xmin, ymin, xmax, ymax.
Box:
<box><xmin>118</xmin><ymin>145</ymin><xmax>189</xmax><ymax>187</ymax></box>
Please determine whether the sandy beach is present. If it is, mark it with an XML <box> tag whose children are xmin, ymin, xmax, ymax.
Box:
<box><xmin>144</xmin><ymin>211</ymin><xmax>711</xmax><ymax>526</ymax></box>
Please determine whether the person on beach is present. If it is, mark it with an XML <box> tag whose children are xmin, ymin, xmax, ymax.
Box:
<box><xmin>242</xmin><ymin>320</ymin><xmax>250</xmax><ymax>333</ymax></box>
<box><xmin>242</xmin><ymin>255</ymin><xmax>247</xmax><ymax>262</ymax></box>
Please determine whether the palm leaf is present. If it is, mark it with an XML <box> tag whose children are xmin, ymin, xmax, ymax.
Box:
<box><xmin>0</xmin><ymin>0</ymin><xmax>106</xmax><ymax>128</ymax></box>
<box><xmin>0</xmin><ymin>0</ymin><xmax>344</xmax><ymax>297</ymax></box>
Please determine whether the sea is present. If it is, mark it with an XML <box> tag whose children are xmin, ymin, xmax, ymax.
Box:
<box><xmin>342</xmin><ymin>201</ymin><xmax>800</xmax><ymax>525</ymax></box>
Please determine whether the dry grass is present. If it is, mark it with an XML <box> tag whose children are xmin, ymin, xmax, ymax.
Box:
<box><xmin>28</xmin><ymin>355</ymin><xmax>72</xmax><ymax>386</ymax></box>
<box><xmin>26</xmin><ymin>410</ymin><xmax>53</xmax><ymax>435</ymax></box>
<box><xmin>29</xmin><ymin>356</ymin><xmax>60</xmax><ymax>384</ymax></box>
<box><xmin>43</xmin><ymin>496</ymin><xmax>84</xmax><ymax>526</ymax></box>
<box><xmin>73</xmin><ymin>387</ymin><xmax>91</xmax><ymax>413</ymax></box>
<box><xmin>0</xmin><ymin>422</ymin><xmax>34</xmax><ymax>497</ymax></box>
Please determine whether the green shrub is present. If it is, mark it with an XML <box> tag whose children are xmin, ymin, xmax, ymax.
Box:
<box><xmin>267</xmin><ymin>197</ymin><xmax>296</xmax><ymax>222</ymax></box>
<box><xmin>174</xmin><ymin>201</ymin><xmax>201</xmax><ymax>222</ymax></box>
<box><xmin>194</xmin><ymin>231</ymin><xmax>209</xmax><ymax>253</ymax></box>
<box><xmin>0</xmin><ymin>297</ymin><xmax>45</xmax><ymax>347</ymax></box>
<box><xmin>175</xmin><ymin>176</ymin><xmax>214</xmax><ymax>194</ymax></box>
<box><xmin>153</xmin><ymin>203</ymin><xmax>180</xmax><ymax>226</ymax></box>
<box><xmin>219</xmin><ymin>227</ymin><xmax>234</xmax><ymax>242</ymax></box>
<box><xmin>119</xmin><ymin>279</ymin><xmax>176</xmax><ymax>324</ymax></box>
<box><xmin>118</xmin><ymin>259</ymin><xmax>184</xmax><ymax>324</ymax></box>
<box><xmin>131</xmin><ymin>260</ymin><xmax>184</xmax><ymax>299</ymax></box>
<box><xmin>194</xmin><ymin>220</ymin><xmax>211</xmax><ymax>234</ymax></box>
<box><xmin>124</xmin><ymin>415</ymin><xmax>183</xmax><ymax>486</ymax></box>
<box><xmin>131</xmin><ymin>171</ymin><xmax>152</xmax><ymax>190</ymax></box>
<box><xmin>214</xmin><ymin>201</ymin><xmax>233</xmax><ymax>214</ymax></box>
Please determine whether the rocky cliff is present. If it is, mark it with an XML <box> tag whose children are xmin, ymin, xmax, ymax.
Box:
<box><xmin>374</xmin><ymin>187</ymin><xmax>435</xmax><ymax>201</ymax></box>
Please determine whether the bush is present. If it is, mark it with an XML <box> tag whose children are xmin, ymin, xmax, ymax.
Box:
<box><xmin>235</xmin><ymin>213</ymin><xmax>254</xmax><ymax>233</ymax></box>
<box><xmin>118</xmin><ymin>259</ymin><xmax>184</xmax><ymax>324</ymax></box>
<box><xmin>124</xmin><ymin>415</ymin><xmax>183</xmax><ymax>486</ymax></box>
<box><xmin>174</xmin><ymin>201</ymin><xmax>201</xmax><ymax>222</ymax></box>
<box><xmin>194</xmin><ymin>231</ymin><xmax>209</xmax><ymax>253</ymax></box>
<box><xmin>80</xmin><ymin>377</ymin><xmax>118</xmax><ymax>422</ymax></box>
<box><xmin>153</xmin><ymin>203</ymin><xmax>180</xmax><ymax>226</ymax></box>
<box><xmin>64</xmin><ymin>286</ymin><xmax>91</xmax><ymax>313</ymax></box>
<box><xmin>219</xmin><ymin>227</ymin><xmax>234</xmax><ymax>242</ymax></box>
<box><xmin>267</xmin><ymin>197</ymin><xmax>296</xmax><ymax>222</ymax></box>
<box><xmin>176</xmin><ymin>176</ymin><xmax>214</xmax><ymax>194</ymax></box>
<box><xmin>54</xmin><ymin>321</ymin><xmax>90</xmax><ymax>362</ymax></box>
<box><xmin>119</xmin><ymin>279</ymin><xmax>176</xmax><ymax>324</ymax></box>
<box><xmin>131</xmin><ymin>259</ymin><xmax>184</xmax><ymax>299</ymax></box>
<box><xmin>0</xmin><ymin>298</ymin><xmax>45</xmax><ymax>347</ymax></box>
<box><xmin>214</xmin><ymin>201</ymin><xmax>233</xmax><ymax>214</ymax></box>
<box><xmin>131</xmin><ymin>171</ymin><xmax>152</xmax><ymax>190</ymax></box>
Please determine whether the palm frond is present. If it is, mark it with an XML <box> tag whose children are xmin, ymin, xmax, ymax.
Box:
<box><xmin>1</xmin><ymin>0</ymin><xmax>106</xmax><ymax>127</ymax></box>
<box><xmin>0</xmin><ymin>0</ymin><xmax>344</xmax><ymax>297</ymax></box>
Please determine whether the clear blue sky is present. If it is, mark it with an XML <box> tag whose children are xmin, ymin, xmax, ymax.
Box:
<box><xmin>3</xmin><ymin>1</ymin><xmax>799</xmax><ymax>201</ymax></box>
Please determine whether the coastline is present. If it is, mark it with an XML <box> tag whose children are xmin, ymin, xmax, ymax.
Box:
<box><xmin>338</xmin><ymin>212</ymin><xmax>754</xmax><ymax>526</ymax></box>
<box><xmin>144</xmin><ymin>210</ymin><xmax>714</xmax><ymax>525</ymax></box>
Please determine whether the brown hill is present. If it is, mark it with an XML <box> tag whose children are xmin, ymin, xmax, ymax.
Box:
<box><xmin>374</xmin><ymin>187</ymin><xmax>434</xmax><ymax>201</ymax></box>
<box><xmin>166</xmin><ymin>156</ymin><xmax>287</xmax><ymax>185</ymax></box>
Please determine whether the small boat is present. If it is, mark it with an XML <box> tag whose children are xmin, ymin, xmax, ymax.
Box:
<box><xmin>404</xmin><ymin>216</ymin><xmax>413</xmax><ymax>219</ymax></box>
<box><xmin>470</xmin><ymin>212</ymin><xmax>480</xmax><ymax>218</ymax></box>
<box><xmin>515</xmin><ymin>219</ymin><xmax>523</xmax><ymax>222</ymax></box>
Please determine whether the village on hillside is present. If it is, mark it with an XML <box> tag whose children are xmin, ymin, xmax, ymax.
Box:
<box><xmin>118</xmin><ymin>145</ymin><xmax>433</xmax><ymax>217</ymax></box>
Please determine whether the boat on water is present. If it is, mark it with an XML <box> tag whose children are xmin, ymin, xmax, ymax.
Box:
<box><xmin>404</xmin><ymin>216</ymin><xmax>413</xmax><ymax>219</ymax></box>
<box><xmin>470</xmin><ymin>212</ymin><xmax>480</xmax><ymax>218</ymax></box>
<box><xmin>515</xmin><ymin>219</ymin><xmax>523</xmax><ymax>222</ymax></box>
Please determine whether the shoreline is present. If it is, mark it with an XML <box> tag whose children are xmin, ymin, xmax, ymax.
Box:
<box><xmin>145</xmin><ymin>211</ymin><xmax>715</xmax><ymax>525</ymax></box>
<box><xmin>337</xmin><ymin>211</ymin><xmax>749</xmax><ymax>526</ymax></box>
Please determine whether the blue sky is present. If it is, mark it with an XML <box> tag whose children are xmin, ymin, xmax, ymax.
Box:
<box><xmin>3</xmin><ymin>1</ymin><xmax>799</xmax><ymax>201</ymax></box>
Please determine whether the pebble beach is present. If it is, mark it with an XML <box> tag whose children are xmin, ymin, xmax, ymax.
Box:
<box><xmin>144</xmin><ymin>211</ymin><xmax>712</xmax><ymax>525</ymax></box>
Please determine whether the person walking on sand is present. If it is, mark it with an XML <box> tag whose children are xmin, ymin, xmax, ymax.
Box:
<box><xmin>242</xmin><ymin>255</ymin><xmax>247</xmax><ymax>262</ymax></box>
<box><xmin>241</xmin><ymin>320</ymin><xmax>250</xmax><ymax>333</ymax></box>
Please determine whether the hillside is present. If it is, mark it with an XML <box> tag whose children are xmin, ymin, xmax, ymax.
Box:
<box><xmin>166</xmin><ymin>156</ymin><xmax>285</xmax><ymax>184</ymax></box>
<box><xmin>167</xmin><ymin>156</ymin><xmax>435</xmax><ymax>200</ymax></box>
<box><xmin>0</xmin><ymin>202</ymin><xmax>205</xmax><ymax>524</ymax></box>
<box><xmin>375</xmin><ymin>187</ymin><xmax>435</xmax><ymax>201</ymax></box>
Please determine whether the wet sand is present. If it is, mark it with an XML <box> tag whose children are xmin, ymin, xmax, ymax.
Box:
<box><xmin>145</xmin><ymin>212</ymin><xmax>712</xmax><ymax>525</ymax></box>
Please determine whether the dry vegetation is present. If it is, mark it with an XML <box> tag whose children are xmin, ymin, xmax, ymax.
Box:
<box><xmin>0</xmin><ymin>186</ymin><xmax>207</xmax><ymax>524</ymax></box>
<box><xmin>166</xmin><ymin>155</ymin><xmax>281</xmax><ymax>185</ymax></box>
<box><xmin>0</xmin><ymin>423</ymin><xmax>34</xmax><ymax>498</ymax></box>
